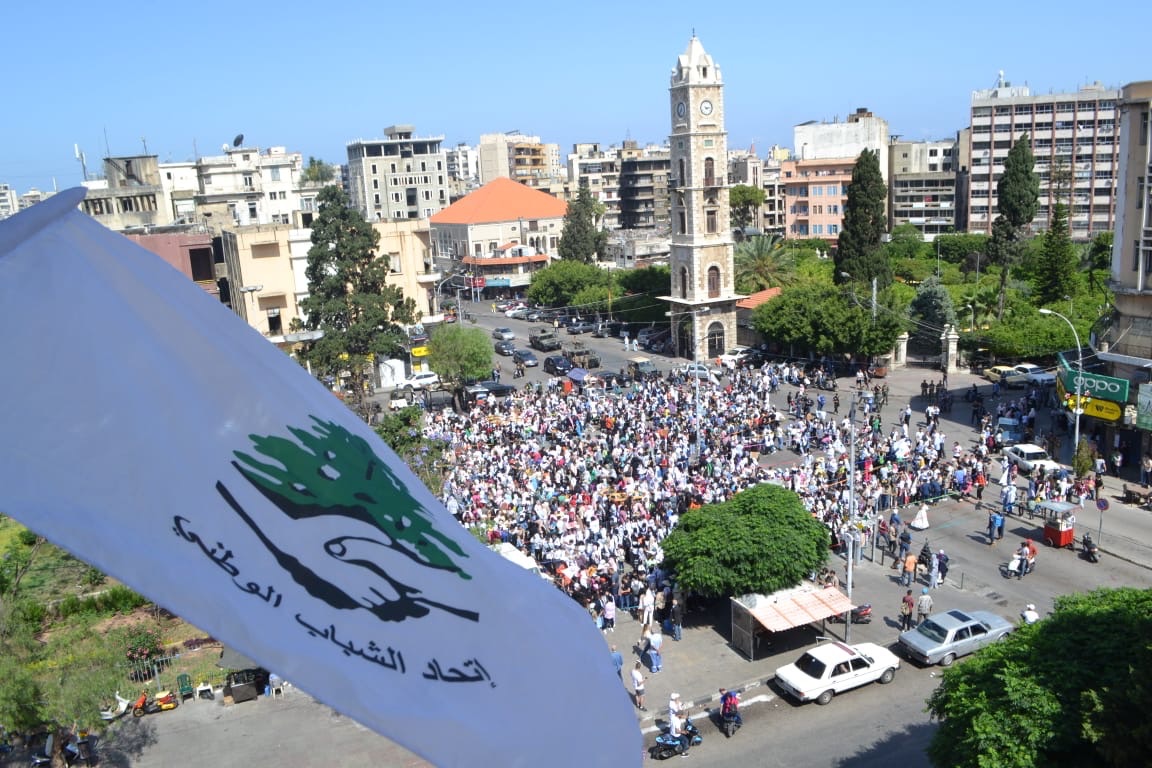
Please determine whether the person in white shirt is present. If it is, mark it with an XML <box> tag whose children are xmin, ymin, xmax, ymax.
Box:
<box><xmin>1021</xmin><ymin>604</ymin><xmax>1040</xmax><ymax>624</ymax></box>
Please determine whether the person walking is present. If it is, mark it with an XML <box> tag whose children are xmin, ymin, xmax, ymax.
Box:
<box><xmin>935</xmin><ymin>550</ymin><xmax>949</xmax><ymax>587</ymax></box>
<box><xmin>902</xmin><ymin>550</ymin><xmax>918</xmax><ymax>587</ymax></box>
<box><xmin>611</xmin><ymin>645</ymin><xmax>624</xmax><ymax>680</ymax></box>
<box><xmin>670</xmin><ymin>598</ymin><xmax>684</xmax><ymax>641</ymax></box>
<box><xmin>631</xmin><ymin>661</ymin><xmax>647</xmax><ymax>711</ymax></box>
<box><xmin>601</xmin><ymin>596</ymin><xmax>616</xmax><ymax>633</ymax></box>
<box><xmin>900</xmin><ymin>589</ymin><xmax>915</xmax><ymax>631</ymax></box>
<box><xmin>987</xmin><ymin>510</ymin><xmax>1003</xmax><ymax>545</ymax></box>
<box><xmin>928</xmin><ymin>549</ymin><xmax>941</xmax><ymax>589</ymax></box>
<box><xmin>916</xmin><ymin>588</ymin><xmax>934</xmax><ymax>625</ymax></box>
<box><xmin>639</xmin><ymin>588</ymin><xmax>655</xmax><ymax>629</ymax></box>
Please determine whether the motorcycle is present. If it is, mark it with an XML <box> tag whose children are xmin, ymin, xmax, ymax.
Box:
<box><xmin>827</xmin><ymin>603</ymin><xmax>873</xmax><ymax>624</ymax></box>
<box><xmin>133</xmin><ymin>689</ymin><xmax>179</xmax><ymax>717</ymax></box>
<box><xmin>649</xmin><ymin>715</ymin><xmax>702</xmax><ymax>760</ymax></box>
<box><xmin>1082</xmin><ymin>532</ymin><xmax>1100</xmax><ymax>563</ymax></box>
<box><xmin>30</xmin><ymin>732</ymin><xmax>93</xmax><ymax>767</ymax></box>
<box><xmin>721</xmin><ymin>710</ymin><xmax>742</xmax><ymax>738</ymax></box>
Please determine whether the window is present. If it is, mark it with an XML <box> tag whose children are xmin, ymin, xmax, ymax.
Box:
<box><xmin>247</xmin><ymin>202</ymin><xmax>257</xmax><ymax>219</ymax></box>
<box><xmin>373</xmin><ymin>193</ymin><xmax>381</xmax><ymax>206</ymax></box>
<box><xmin>707</xmin><ymin>266</ymin><xmax>720</xmax><ymax>297</ymax></box>
<box><xmin>372</xmin><ymin>179</ymin><xmax>379</xmax><ymax>189</ymax></box>
<box><xmin>955</xmin><ymin>627</ymin><xmax>971</xmax><ymax>641</ymax></box>
<box><xmin>704</xmin><ymin>158</ymin><xmax>715</xmax><ymax>186</ymax></box>
<box><xmin>371</xmin><ymin>164</ymin><xmax>377</xmax><ymax>174</ymax></box>
<box><xmin>813</xmin><ymin>224</ymin><xmax>823</xmax><ymax>235</ymax></box>
<box><xmin>270</xmin><ymin>167</ymin><xmax>281</xmax><ymax>181</ymax></box>
<box><xmin>243</xmin><ymin>174</ymin><xmax>254</xmax><ymax>189</ymax></box>
<box><xmin>678</xmin><ymin>211</ymin><xmax>686</xmax><ymax>233</ymax></box>
<box><xmin>1142</xmin><ymin>111</ymin><xmax>1149</xmax><ymax>146</ymax></box>
<box><xmin>680</xmin><ymin>267</ymin><xmax>689</xmax><ymax>299</ymax></box>
<box><xmin>828</xmin><ymin>224</ymin><xmax>839</xmax><ymax>234</ymax></box>
<box><xmin>706</xmin><ymin>209</ymin><xmax>717</xmax><ymax>233</ymax></box>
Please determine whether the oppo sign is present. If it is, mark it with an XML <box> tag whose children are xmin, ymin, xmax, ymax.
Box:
<box><xmin>1062</xmin><ymin>370</ymin><xmax>1129</xmax><ymax>402</ymax></box>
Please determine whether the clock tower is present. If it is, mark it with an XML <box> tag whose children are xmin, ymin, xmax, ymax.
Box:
<box><xmin>664</xmin><ymin>36</ymin><xmax>741</xmax><ymax>362</ymax></box>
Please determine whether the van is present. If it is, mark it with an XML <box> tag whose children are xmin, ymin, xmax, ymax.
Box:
<box><xmin>625</xmin><ymin>356</ymin><xmax>660</xmax><ymax>382</ymax></box>
<box><xmin>491</xmin><ymin>542</ymin><xmax>548</xmax><ymax>580</ymax></box>
<box><xmin>636</xmin><ymin>327</ymin><xmax>660</xmax><ymax>346</ymax></box>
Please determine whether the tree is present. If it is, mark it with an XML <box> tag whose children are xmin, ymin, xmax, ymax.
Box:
<box><xmin>659</xmin><ymin>484</ymin><xmax>829</xmax><ymax>597</ymax></box>
<box><xmin>300</xmin><ymin>156</ymin><xmax>335</xmax><ymax>185</ymax></box>
<box><xmin>375</xmin><ymin>406</ymin><xmax>451</xmax><ymax>495</ymax></box>
<box><xmin>298</xmin><ymin>186</ymin><xmax>417</xmax><ymax>418</ymax></box>
<box><xmin>1084</xmin><ymin>231</ymin><xmax>1113</xmax><ymax>297</ymax></box>
<box><xmin>927</xmin><ymin>588</ymin><xmax>1152</xmax><ymax>768</ymax></box>
<box><xmin>557</xmin><ymin>185</ymin><xmax>607</xmax><ymax>263</ymax></box>
<box><xmin>1033</xmin><ymin>203</ymin><xmax>1078</xmax><ymax>305</ymax></box>
<box><xmin>729</xmin><ymin>184</ymin><xmax>767</xmax><ymax>232</ymax></box>
<box><xmin>986</xmin><ymin>215</ymin><xmax>1019</xmax><ymax>320</ymax></box>
<box><xmin>751</xmin><ymin>284</ymin><xmax>902</xmax><ymax>358</ymax></box>
<box><xmin>426</xmin><ymin>324</ymin><xmax>492</xmax><ymax>391</ymax></box>
<box><xmin>907</xmin><ymin>276</ymin><xmax>957</xmax><ymax>354</ymax></box>
<box><xmin>835</xmin><ymin>149</ymin><xmax>891</xmax><ymax>288</ymax></box>
<box><xmin>734</xmin><ymin>235</ymin><xmax>797</xmax><ymax>293</ymax></box>
<box><xmin>993</xmin><ymin>135</ymin><xmax>1040</xmax><ymax>318</ymax></box>
<box><xmin>525</xmin><ymin>260</ymin><xmax>610</xmax><ymax>307</ymax></box>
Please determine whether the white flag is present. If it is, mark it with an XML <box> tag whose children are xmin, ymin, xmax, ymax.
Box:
<box><xmin>0</xmin><ymin>189</ymin><xmax>640</xmax><ymax>767</ymax></box>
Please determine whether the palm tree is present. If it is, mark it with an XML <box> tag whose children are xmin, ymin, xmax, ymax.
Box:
<box><xmin>734</xmin><ymin>235</ymin><xmax>798</xmax><ymax>293</ymax></box>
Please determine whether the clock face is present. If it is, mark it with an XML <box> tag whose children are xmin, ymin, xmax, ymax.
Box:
<box><xmin>676</xmin><ymin>101</ymin><xmax>686</xmax><ymax>119</ymax></box>
<box><xmin>700</xmin><ymin>100</ymin><xmax>713</xmax><ymax>116</ymax></box>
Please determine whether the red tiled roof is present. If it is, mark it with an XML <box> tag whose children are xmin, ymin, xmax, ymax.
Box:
<box><xmin>736</xmin><ymin>287</ymin><xmax>781</xmax><ymax>309</ymax></box>
<box><xmin>430</xmin><ymin>177</ymin><xmax>568</xmax><ymax>224</ymax></box>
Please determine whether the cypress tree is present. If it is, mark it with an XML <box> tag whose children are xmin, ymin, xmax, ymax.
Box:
<box><xmin>834</xmin><ymin>149</ymin><xmax>891</xmax><ymax>288</ymax></box>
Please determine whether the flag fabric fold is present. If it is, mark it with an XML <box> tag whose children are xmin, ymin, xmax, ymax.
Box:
<box><xmin>0</xmin><ymin>189</ymin><xmax>640</xmax><ymax>767</ymax></box>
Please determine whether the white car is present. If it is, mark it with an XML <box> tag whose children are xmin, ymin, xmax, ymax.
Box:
<box><xmin>1003</xmin><ymin>443</ymin><xmax>1062</xmax><ymax>475</ymax></box>
<box><xmin>676</xmin><ymin>362</ymin><xmax>721</xmax><ymax>381</ymax></box>
<box><xmin>774</xmin><ymin>640</ymin><xmax>900</xmax><ymax>705</ymax></box>
<box><xmin>400</xmin><ymin>371</ymin><xmax>440</xmax><ymax>391</ymax></box>
<box><xmin>1011</xmin><ymin>363</ymin><xmax>1056</xmax><ymax>387</ymax></box>
<box><xmin>716</xmin><ymin>346</ymin><xmax>752</xmax><ymax>369</ymax></box>
<box><xmin>491</xmin><ymin>327</ymin><xmax>516</xmax><ymax>341</ymax></box>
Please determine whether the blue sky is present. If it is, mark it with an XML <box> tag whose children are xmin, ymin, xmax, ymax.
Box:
<box><xmin>4</xmin><ymin>0</ymin><xmax>1149</xmax><ymax>193</ymax></box>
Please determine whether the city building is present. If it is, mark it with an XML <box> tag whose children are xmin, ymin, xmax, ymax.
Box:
<box><xmin>429</xmin><ymin>177</ymin><xmax>566</xmax><ymax>297</ymax></box>
<box><xmin>193</xmin><ymin>145</ymin><xmax>304</xmax><ymax>227</ymax></box>
<box><xmin>124</xmin><ymin>230</ymin><xmax>219</xmax><ymax>300</ymax></box>
<box><xmin>444</xmin><ymin>142</ymin><xmax>480</xmax><ymax>200</ymax></box>
<box><xmin>780</xmin><ymin>157</ymin><xmax>853</xmax><ymax>242</ymax></box>
<box><xmin>567</xmin><ymin>142</ymin><xmax>621</xmax><ymax>229</ymax></box>
<box><xmin>80</xmin><ymin>155</ymin><xmax>175</xmax><ymax>231</ymax></box>
<box><xmin>727</xmin><ymin>149</ymin><xmax>785</xmax><ymax>237</ymax></box>
<box><xmin>618</xmin><ymin>141</ymin><xmax>671</xmax><ymax>229</ymax></box>
<box><xmin>965</xmin><ymin>74</ymin><xmax>1120</xmax><ymax>240</ymax></box>
<box><xmin>663</xmin><ymin>36</ymin><xmax>742</xmax><ymax>360</ymax></box>
<box><xmin>478</xmin><ymin>132</ymin><xmax>563</xmax><ymax>187</ymax></box>
<box><xmin>0</xmin><ymin>183</ymin><xmax>18</xmax><ymax>219</ymax></box>
<box><xmin>1102</xmin><ymin>80</ymin><xmax>1152</xmax><ymax>445</ymax></box>
<box><xmin>888</xmin><ymin>138</ymin><xmax>959</xmax><ymax>239</ymax></box>
<box><xmin>782</xmin><ymin>108</ymin><xmax>889</xmax><ymax>242</ymax></box>
<box><xmin>346</xmin><ymin>125</ymin><xmax>449</xmax><ymax>222</ymax></box>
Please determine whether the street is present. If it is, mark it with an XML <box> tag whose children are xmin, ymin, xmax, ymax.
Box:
<box><xmin>51</xmin><ymin>300</ymin><xmax>1151</xmax><ymax>767</ymax></box>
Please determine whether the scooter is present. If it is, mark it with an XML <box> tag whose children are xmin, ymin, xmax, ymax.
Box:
<box><xmin>132</xmin><ymin>689</ymin><xmax>179</xmax><ymax>717</ymax></box>
<box><xmin>1082</xmin><ymin>533</ymin><xmax>1100</xmax><ymax>563</ymax></box>
<box><xmin>721</xmin><ymin>710</ymin><xmax>742</xmax><ymax>738</ymax></box>
<box><xmin>649</xmin><ymin>716</ymin><xmax>702</xmax><ymax>760</ymax></box>
<box><xmin>827</xmin><ymin>603</ymin><xmax>873</xmax><ymax>624</ymax></box>
<box><xmin>100</xmin><ymin>690</ymin><xmax>133</xmax><ymax>721</ymax></box>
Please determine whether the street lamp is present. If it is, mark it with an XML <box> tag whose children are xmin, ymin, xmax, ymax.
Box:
<box><xmin>1039</xmin><ymin>308</ymin><xmax>1082</xmax><ymax>463</ymax></box>
<box><xmin>965</xmin><ymin>303</ymin><xmax>976</xmax><ymax>332</ymax></box>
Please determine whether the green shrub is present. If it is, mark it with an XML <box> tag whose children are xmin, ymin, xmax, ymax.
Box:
<box><xmin>97</xmin><ymin>585</ymin><xmax>147</xmax><ymax>614</ymax></box>
<box><xmin>83</xmin><ymin>567</ymin><xmax>106</xmax><ymax>587</ymax></box>
<box><xmin>17</xmin><ymin>528</ymin><xmax>38</xmax><ymax>546</ymax></box>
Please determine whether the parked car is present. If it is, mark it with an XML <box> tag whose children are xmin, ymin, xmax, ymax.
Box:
<box><xmin>593</xmin><ymin>321</ymin><xmax>623</xmax><ymax>338</ymax></box>
<box><xmin>479</xmin><ymin>380</ymin><xmax>516</xmax><ymax>398</ymax></box>
<box><xmin>985</xmin><ymin>365</ymin><xmax>1019</xmax><ymax>385</ymax></box>
<box><xmin>400</xmin><ymin>371</ymin><xmax>441</xmax><ymax>391</ymax></box>
<box><xmin>543</xmin><ymin>355</ymin><xmax>574</xmax><ymax>375</ymax></box>
<box><xmin>493</xmin><ymin>300</ymin><xmax>519</xmax><ymax>312</ymax></box>
<box><xmin>716</xmin><ymin>346</ymin><xmax>753</xmax><ymax>369</ymax></box>
<box><xmin>1012</xmin><ymin>363</ymin><xmax>1056</xmax><ymax>387</ymax></box>
<box><xmin>675</xmin><ymin>362</ymin><xmax>721</xmax><ymax>381</ymax></box>
<box><xmin>774</xmin><ymin>640</ymin><xmax>900</xmax><ymax>705</ymax></box>
<box><xmin>1004</xmin><ymin>443</ymin><xmax>1062</xmax><ymax>475</ymax></box>
<box><xmin>524</xmin><ymin>310</ymin><xmax>545</xmax><ymax>322</ymax></box>
<box><xmin>494</xmin><ymin>340</ymin><xmax>515</xmax><ymax>356</ymax></box>
<box><xmin>643</xmin><ymin>329</ymin><xmax>671</xmax><ymax>352</ymax></box>
<box><xmin>567</xmin><ymin>320</ymin><xmax>597</xmax><ymax>335</ymax></box>
<box><xmin>897</xmin><ymin>609</ymin><xmax>1014</xmax><ymax>666</ymax></box>
<box><xmin>512</xmin><ymin>349</ymin><xmax>539</xmax><ymax>367</ymax></box>
<box><xmin>491</xmin><ymin>327</ymin><xmax>515</xmax><ymax>341</ymax></box>
<box><xmin>505</xmin><ymin>306</ymin><xmax>531</xmax><ymax>319</ymax></box>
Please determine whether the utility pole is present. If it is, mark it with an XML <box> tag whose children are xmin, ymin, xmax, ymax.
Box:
<box><xmin>845</xmin><ymin>391</ymin><xmax>857</xmax><ymax>642</ymax></box>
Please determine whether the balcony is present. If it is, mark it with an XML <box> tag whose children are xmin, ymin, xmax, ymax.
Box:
<box><xmin>416</xmin><ymin>267</ymin><xmax>442</xmax><ymax>284</ymax></box>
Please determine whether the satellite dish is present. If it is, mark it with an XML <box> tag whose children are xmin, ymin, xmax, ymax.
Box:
<box><xmin>233</xmin><ymin>133</ymin><xmax>244</xmax><ymax>147</ymax></box>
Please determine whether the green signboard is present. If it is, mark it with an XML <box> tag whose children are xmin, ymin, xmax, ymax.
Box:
<box><xmin>1057</xmin><ymin>356</ymin><xmax>1130</xmax><ymax>403</ymax></box>
<box><xmin>1139</xmin><ymin>384</ymin><xmax>1152</xmax><ymax>431</ymax></box>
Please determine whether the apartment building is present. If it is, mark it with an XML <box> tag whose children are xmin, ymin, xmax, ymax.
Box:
<box><xmin>889</xmin><ymin>138</ymin><xmax>959</xmax><ymax>239</ymax></box>
<box><xmin>795</xmin><ymin>108</ymin><xmax>890</xmax><ymax>185</ymax></box>
<box><xmin>478</xmin><ymin>132</ymin><xmax>563</xmax><ymax>187</ymax></box>
<box><xmin>0</xmin><ymin>183</ymin><xmax>17</xmax><ymax>219</ymax></box>
<box><xmin>618</xmin><ymin>142</ymin><xmax>670</xmax><ymax>229</ymax></box>
<box><xmin>194</xmin><ymin>145</ymin><xmax>304</xmax><ymax>227</ymax></box>
<box><xmin>80</xmin><ymin>155</ymin><xmax>175</xmax><ymax>230</ymax></box>
<box><xmin>567</xmin><ymin>142</ymin><xmax>621</xmax><ymax>229</ymax></box>
<box><xmin>346</xmin><ymin>125</ymin><xmax>448</xmax><ymax>222</ymax></box>
<box><xmin>444</xmin><ymin>142</ymin><xmax>480</xmax><ymax>201</ymax></box>
<box><xmin>966</xmin><ymin>75</ymin><xmax>1119</xmax><ymax>240</ymax></box>
<box><xmin>780</xmin><ymin>157</ymin><xmax>853</xmax><ymax>241</ymax></box>
<box><xmin>727</xmin><ymin>150</ymin><xmax>785</xmax><ymax>236</ymax></box>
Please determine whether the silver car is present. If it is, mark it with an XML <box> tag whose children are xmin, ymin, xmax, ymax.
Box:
<box><xmin>898</xmin><ymin>609</ymin><xmax>1014</xmax><ymax>666</ymax></box>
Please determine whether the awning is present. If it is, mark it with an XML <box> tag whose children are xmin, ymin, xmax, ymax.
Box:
<box><xmin>735</xmin><ymin>585</ymin><xmax>854</xmax><ymax>633</ymax></box>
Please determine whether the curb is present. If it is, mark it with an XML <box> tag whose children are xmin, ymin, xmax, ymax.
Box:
<box><xmin>637</xmin><ymin>677</ymin><xmax>776</xmax><ymax>727</ymax></box>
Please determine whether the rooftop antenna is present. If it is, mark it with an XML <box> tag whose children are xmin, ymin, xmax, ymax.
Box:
<box><xmin>233</xmin><ymin>133</ymin><xmax>244</xmax><ymax>147</ymax></box>
<box><xmin>74</xmin><ymin>144</ymin><xmax>88</xmax><ymax>181</ymax></box>
<box><xmin>103</xmin><ymin>127</ymin><xmax>111</xmax><ymax>159</ymax></box>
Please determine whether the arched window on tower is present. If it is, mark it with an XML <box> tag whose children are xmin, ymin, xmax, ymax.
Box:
<box><xmin>678</xmin><ymin>211</ymin><xmax>686</xmax><ymax>234</ymax></box>
<box><xmin>704</xmin><ymin>157</ymin><xmax>715</xmax><ymax>187</ymax></box>
<box><xmin>707</xmin><ymin>266</ymin><xmax>720</xmax><ymax>298</ymax></box>
<box><xmin>680</xmin><ymin>267</ymin><xmax>689</xmax><ymax>300</ymax></box>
